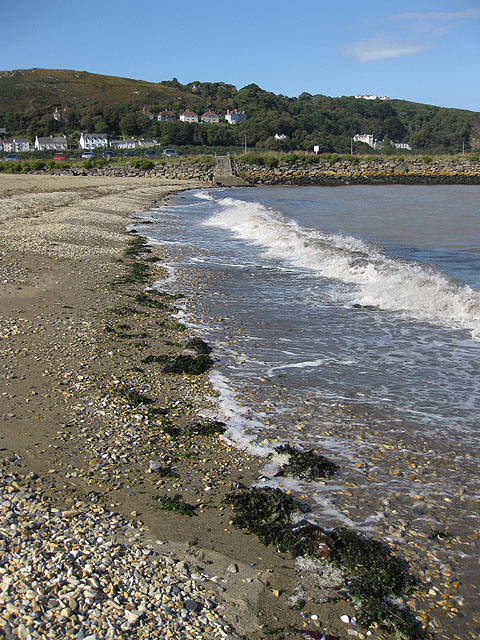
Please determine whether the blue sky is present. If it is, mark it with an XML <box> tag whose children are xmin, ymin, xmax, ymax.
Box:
<box><xmin>2</xmin><ymin>0</ymin><xmax>479</xmax><ymax>111</ymax></box>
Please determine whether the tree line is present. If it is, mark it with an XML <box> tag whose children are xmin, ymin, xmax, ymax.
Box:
<box><xmin>1</xmin><ymin>79</ymin><xmax>477</xmax><ymax>154</ymax></box>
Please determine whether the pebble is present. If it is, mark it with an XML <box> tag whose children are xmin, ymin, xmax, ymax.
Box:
<box><xmin>0</xmin><ymin>464</ymin><xmax>241</xmax><ymax>640</ymax></box>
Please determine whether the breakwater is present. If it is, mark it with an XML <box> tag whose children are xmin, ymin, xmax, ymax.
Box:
<box><xmin>233</xmin><ymin>156</ymin><xmax>480</xmax><ymax>185</ymax></box>
<box><xmin>14</xmin><ymin>155</ymin><xmax>480</xmax><ymax>185</ymax></box>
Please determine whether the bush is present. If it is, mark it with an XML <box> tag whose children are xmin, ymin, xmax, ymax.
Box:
<box><xmin>264</xmin><ymin>155</ymin><xmax>279</xmax><ymax>168</ymax></box>
<box><xmin>242</xmin><ymin>153</ymin><xmax>265</xmax><ymax>166</ymax></box>
<box><xmin>129</xmin><ymin>158</ymin><xmax>155</xmax><ymax>170</ymax></box>
<box><xmin>422</xmin><ymin>155</ymin><xmax>433</xmax><ymax>164</ymax></box>
<box><xmin>283</xmin><ymin>153</ymin><xmax>299</xmax><ymax>164</ymax></box>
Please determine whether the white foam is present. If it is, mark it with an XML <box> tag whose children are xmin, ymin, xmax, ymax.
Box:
<box><xmin>204</xmin><ymin>196</ymin><xmax>480</xmax><ymax>339</ymax></box>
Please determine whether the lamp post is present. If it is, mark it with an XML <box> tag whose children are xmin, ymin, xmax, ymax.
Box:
<box><xmin>244</xmin><ymin>134</ymin><xmax>247</xmax><ymax>154</ymax></box>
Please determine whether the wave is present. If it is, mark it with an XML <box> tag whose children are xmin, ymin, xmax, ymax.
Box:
<box><xmin>203</xmin><ymin>195</ymin><xmax>480</xmax><ymax>339</ymax></box>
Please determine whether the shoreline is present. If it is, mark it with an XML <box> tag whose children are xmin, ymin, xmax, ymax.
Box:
<box><xmin>0</xmin><ymin>174</ymin><xmax>370</xmax><ymax>640</ymax></box>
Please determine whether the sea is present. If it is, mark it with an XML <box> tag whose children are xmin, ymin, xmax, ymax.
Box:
<box><xmin>133</xmin><ymin>184</ymin><xmax>480</xmax><ymax>635</ymax></box>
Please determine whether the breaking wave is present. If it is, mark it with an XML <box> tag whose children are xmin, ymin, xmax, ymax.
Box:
<box><xmin>203</xmin><ymin>195</ymin><xmax>480</xmax><ymax>339</ymax></box>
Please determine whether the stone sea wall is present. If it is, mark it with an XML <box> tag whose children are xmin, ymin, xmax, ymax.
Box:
<box><xmin>26</xmin><ymin>156</ymin><xmax>480</xmax><ymax>185</ymax></box>
<box><xmin>233</xmin><ymin>156</ymin><xmax>480</xmax><ymax>186</ymax></box>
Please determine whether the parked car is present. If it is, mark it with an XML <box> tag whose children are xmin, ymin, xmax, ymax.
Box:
<box><xmin>144</xmin><ymin>149</ymin><xmax>156</xmax><ymax>157</ymax></box>
<box><xmin>81</xmin><ymin>151</ymin><xmax>95</xmax><ymax>159</ymax></box>
<box><xmin>162</xmin><ymin>148</ymin><xmax>178</xmax><ymax>157</ymax></box>
<box><xmin>102</xmin><ymin>150</ymin><xmax>116</xmax><ymax>158</ymax></box>
<box><xmin>3</xmin><ymin>153</ymin><xmax>19</xmax><ymax>162</ymax></box>
<box><xmin>53</xmin><ymin>152</ymin><xmax>66</xmax><ymax>160</ymax></box>
<box><xmin>123</xmin><ymin>150</ymin><xmax>136</xmax><ymax>157</ymax></box>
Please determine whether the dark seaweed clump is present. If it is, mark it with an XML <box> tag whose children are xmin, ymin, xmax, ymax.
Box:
<box><xmin>227</xmin><ymin>487</ymin><xmax>422</xmax><ymax>639</ymax></box>
<box><xmin>183</xmin><ymin>419</ymin><xmax>226</xmax><ymax>436</ymax></box>
<box><xmin>330</xmin><ymin>528</ymin><xmax>419</xmax><ymax>636</ymax></box>
<box><xmin>186</xmin><ymin>337</ymin><xmax>212</xmax><ymax>355</ymax></box>
<box><xmin>142</xmin><ymin>353</ymin><xmax>214</xmax><ymax>375</ymax></box>
<box><xmin>153</xmin><ymin>494</ymin><xmax>197</xmax><ymax>516</ymax></box>
<box><xmin>274</xmin><ymin>444</ymin><xmax>339</xmax><ymax>479</ymax></box>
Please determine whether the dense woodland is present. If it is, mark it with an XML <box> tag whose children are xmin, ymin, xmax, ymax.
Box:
<box><xmin>1</xmin><ymin>69</ymin><xmax>479</xmax><ymax>154</ymax></box>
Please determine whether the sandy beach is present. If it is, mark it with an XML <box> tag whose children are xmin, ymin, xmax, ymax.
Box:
<box><xmin>1</xmin><ymin>174</ymin><xmax>385</xmax><ymax>640</ymax></box>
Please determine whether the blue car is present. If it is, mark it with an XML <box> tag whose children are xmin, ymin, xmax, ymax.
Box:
<box><xmin>102</xmin><ymin>150</ymin><xmax>116</xmax><ymax>158</ymax></box>
<box><xmin>162</xmin><ymin>148</ymin><xmax>178</xmax><ymax>157</ymax></box>
<box><xmin>144</xmin><ymin>149</ymin><xmax>156</xmax><ymax>157</ymax></box>
<box><xmin>3</xmin><ymin>153</ymin><xmax>19</xmax><ymax>161</ymax></box>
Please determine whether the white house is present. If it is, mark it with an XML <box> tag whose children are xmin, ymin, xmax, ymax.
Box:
<box><xmin>391</xmin><ymin>141</ymin><xmax>412</xmax><ymax>150</ymax></box>
<box><xmin>225</xmin><ymin>109</ymin><xmax>247</xmax><ymax>124</ymax></box>
<box><xmin>274</xmin><ymin>133</ymin><xmax>287</xmax><ymax>141</ymax></box>
<box><xmin>353</xmin><ymin>133</ymin><xmax>376</xmax><ymax>148</ymax></box>
<box><xmin>180</xmin><ymin>110</ymin><xmax>199</xmax><ymax>123</ymax></box>
<box><xmin>201</xmin><ymin>110</ymin><xmax>219</xmax><ymax>124</ymax></box>
<box><xmin>79</xmin><ymin>133</ymin><xmax>108</xmax><ymax>150</ymax></box>
<box><xmin>110</xmin><ymin>138</ymin><xmax>137</xmax><ymax>150</ymax></box>
<box><xmin>35</xmin><ymin>135</ymin><xmax>68</xmax><ymax>151</ymax></box>
<box><xmin>135</xmin><ymin>139</ymin><xmax>158</xmax><ymax>148</ymax></box>
<box><xmin>355</xmin><ymin>94</ymin><xmax>389</xmax><ymax>101</ymax></box>
<box><xmin>2</xmin><ymin>139</ymin><xmax>15</xmax><ymax>152</ymax></box>
<box><xmin>13</xmin><ymin>138</ymin><xmax>31</xmax><ymax>152</ymax></box>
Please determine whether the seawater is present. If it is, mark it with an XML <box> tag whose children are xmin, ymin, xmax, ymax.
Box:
<box><xmin>134</xmin><ymin>185</ymin><xmax>480</xmax><ymax>628</ymax></box>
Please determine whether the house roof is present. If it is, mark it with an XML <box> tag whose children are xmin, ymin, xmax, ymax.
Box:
<box><xmin>202</xmin><ymin>110</ymin><xmax>219</xmax><ymax>117</ymax></box>
<box><xmin>181</xmin><ymin>110</ymin><xmax>198</xmax><ymax>116</ymax></box>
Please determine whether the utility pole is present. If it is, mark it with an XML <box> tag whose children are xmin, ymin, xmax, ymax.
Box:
<box><xmin>351</xmin><ymin>138</ymin><xmax>353</xmax><ymax>155</ymax></box>
<box><xmin>244</xmin><ymin>134</ymin><xmax>247</xmax><ymax>154</ymax></box>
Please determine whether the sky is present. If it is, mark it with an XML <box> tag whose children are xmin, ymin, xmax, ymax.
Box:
<box><xmin>2</xmin><ymin>0</ymin><xmax>479</xmax><ymax>112</ymax></box>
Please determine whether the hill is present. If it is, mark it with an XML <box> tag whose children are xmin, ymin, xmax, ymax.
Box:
<box><xmin>0</xmin><ymin>68</ymin><xmax>478</xmax><ymax>154</ymax></box>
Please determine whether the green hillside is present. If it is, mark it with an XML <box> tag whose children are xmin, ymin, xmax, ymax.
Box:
<box><xmin>0</xmin><ymin>68</ymin><xmax>478</xmax><ymax>154</ymax></box>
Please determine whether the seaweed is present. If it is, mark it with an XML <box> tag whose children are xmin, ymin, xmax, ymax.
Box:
<box><xmin>226</xmin><ymin>487</ymin><xmax>306</xmax><ymax>551</ymax></box>
<box><xmin>183</xmin><ymin>419</ymin><xmax>226</xmax><ymax>436</ymax></box>
<box><xmin>124</xmin><ymin>236</ymin><xmax>151</xmax><ymax>256</ymax></box>
<box><xmin>227</xmin><ymin>487</ymin><xmax>423</xmax><ymax>639</ymax></box>
<box><xmin>186</xmin><ymin>337</ymin><xmax>212</xmax><ymax>355</ymax></box>
<box><xmin>274</xmin><ymin>444</ymin><xmax>339</xmax><ymax>479</ymax></box>
<box><xmin>153</xmin><ymin>494</ymin><xmax>197</xmax><ymax>516</ymax></box>
<box><xmin>142</xmin><ymin>353</ymin><xmax>214</xmax><ymax>375</ymax></box>
<box><xmin>134</xmin><ymin>293</ymin><xmax>173</xmax><ymax>310</ymax></box>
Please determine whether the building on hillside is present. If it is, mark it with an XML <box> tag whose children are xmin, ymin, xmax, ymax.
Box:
<box><xmin>135</xmin><ymin>139</ymin><xmax>158</xmax><ymax>148</ymax></box>
<box><xmin>353</xmin><ymin>133</ymin><xmax>376</xmax><ymax>149</ymax></box>
<box><xmin>391</xmin><ymin>141</ymin><xmax>412</xmax><ymax>150</ymax></box>
<box><xmin>274</xmin><ymin>133</ymin><xmax>287</xmax><ymax>141</ymax></box>
<box><xmin>2</xmin><ymin>139</ymin><xmax>15</xmax><ymax>152</ymax></box>
<box><xmin>157</xmin><ymin>110</ymin><xmax>177</xmax><ymax>122</ymax></box>
<box><xmin>355</xmin><ymin>94</ymin><xmax>389</xmax><ymax>101</ymax></box>
<box><xmin>53</xmin><ymin>107</ymin><xmax>66</xmax><ymax>122</ymax></box>
<box><xmin>180</xmin><ymin>110</ymin><xmax>199</xmax><ymax>123</ymax></box>
<box><xmin>110</xmin><ymin>138</ymin><xmax>137</xmax><ymax>150</ymax></box>
<box><xmin>201</xmin><ymin>110</ymin><xmax>220</xmax><ymax>124</ymax></box>
<box><xmin>225</xmin><ymin>109</ymin><xmax>247</xmax><ymax>124</ymax></box>
<box><xmin>13</xmin><ymin>138</ymin><xmax>31</xmax><ymax>152</ymax></box>
<box><xmin>35</xmin><ymin>135</ymin><xmax>68</xmax><ymax>151</ymax></box>
<box><xmin>78</xmin><ymin>133</ymin><xmax>108</xmax><ymax>150</ymax></box>
<box><xmin>139</xmin><ymin>106</ymin><xmax>154</xmax><ymax>120</ymax></box>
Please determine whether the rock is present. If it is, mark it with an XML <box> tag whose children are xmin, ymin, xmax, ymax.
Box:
<box><xmin>226</xmin><ymin>563</ymin><xmax>239</xmax><ymax>573</ymax></box>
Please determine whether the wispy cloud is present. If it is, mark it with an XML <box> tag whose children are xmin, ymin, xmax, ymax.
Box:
<box><xmin>345</xmin><ymin>7</ymin><xmax>479</xmax><ymax>63</ymax></box>
<box><xmin>345</xmin><ymin>36</ymin><xmax>426</xmax><ymax>62</ymax></box>
<box><xmin>391</xmin><ymin>9</ymin><xmax>480</xmax><ymax>22</ymax></box>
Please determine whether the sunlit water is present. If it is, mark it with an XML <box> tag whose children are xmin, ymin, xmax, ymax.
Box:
<box><xmin>133</xmin><ymin>185</ymin><xmax>480</xmax><ymax>632</ymax></box>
